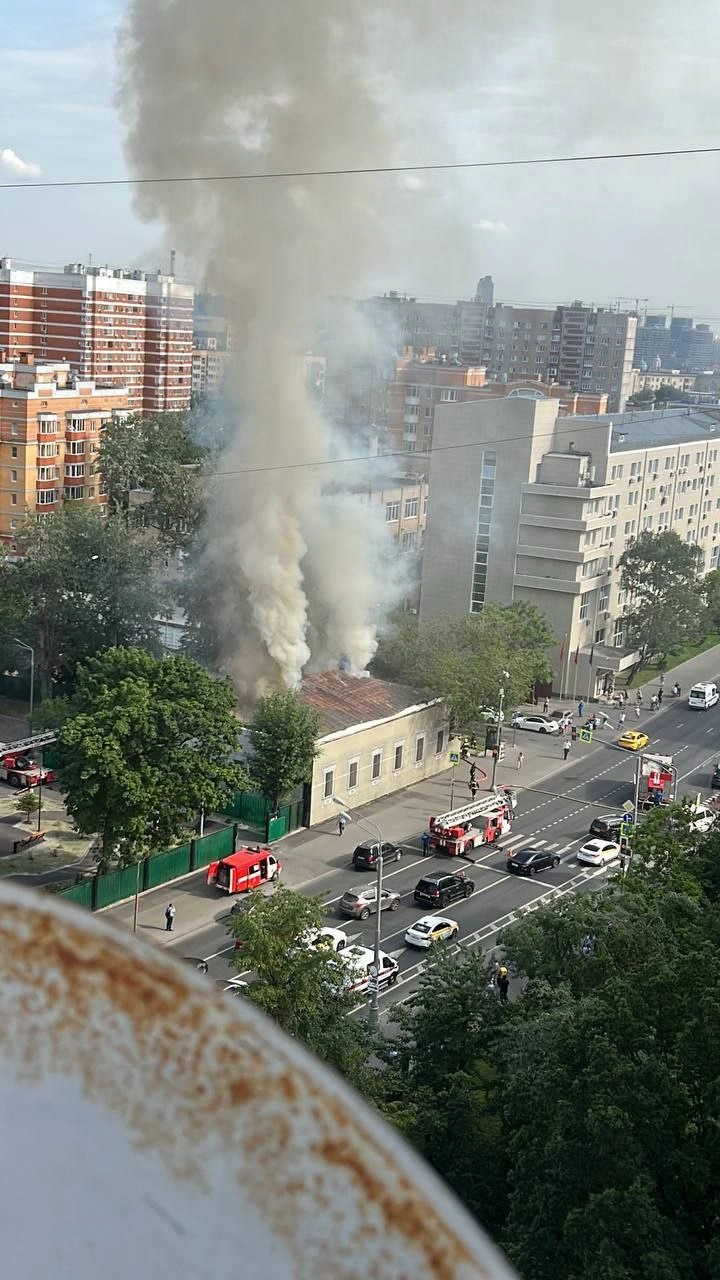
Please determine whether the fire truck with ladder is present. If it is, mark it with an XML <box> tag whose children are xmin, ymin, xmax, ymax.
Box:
<box><xmin>428</xmin><ymin>793</ymin><xmax>513</xmax><ymax>857</ymax></box>
<box><xmin>0</xmin><ymin>732</ymin><xmax>56</xmax><ymax>788</ymax></box>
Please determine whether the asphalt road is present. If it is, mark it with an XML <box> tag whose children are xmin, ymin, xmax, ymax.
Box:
<box><xmin>174</xmin><ymin>694</ymin><xmax>720</xmax><ymax>1019</ymax></box>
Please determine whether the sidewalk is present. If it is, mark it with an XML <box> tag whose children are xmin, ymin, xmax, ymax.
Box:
<box><xmin>101</xmin><ymin>641</ymin><xmax>720</xmax><ymax>951</ymax></box>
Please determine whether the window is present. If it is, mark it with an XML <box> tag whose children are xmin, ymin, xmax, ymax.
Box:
<box><xmin>323</xmin><ymin>768</ymin><xmax>335</xmax><ymax>800</ymax></box>
<box><xmin>665</xmin><ymin>456</ymin><xmax>674</xmax><ymax>470</ymax></box>
<box><xmin>647</xmin><ymin>458</ymin><xmax>659</xmax><ymax>476</ymax></box>
<box><xmin>404</xmin><ymin>496</ymin><xmax>419</xmax><ymax>519</ymax></box>
<box><xmin>371</xmin><ymin>750</ymin><xmax>382</xmax><ymax>781</ymax></box>
<box><xmin>385</xmin><ymin>502</ymin><xmax>399</xmax><ymax>522</ymax></box>
<box><xmin>10</xmin><ymin>470</ymin><xmax>17</xmax><ymax>483</ymax></box>
<box><xmin>37</xmin><ymin>466</ymin><xmax>57</xmax><ymax>481</ymax></box>
<box><xmin>623</xmin><ymin>520</ymin><xmax>635</xmax><ymax>536</ymax></box>
<box><xmin>64</xmin><ymin>486</ymin><xmax>85</xmax><ymax>500</ymax></box>
<box><xmin>646</xmin><ymin>487</ymin><xmax>656</xmax><ymax>502</ymax></box>
<box><xmin>712</xmin><ymin>546</ymin><xmax>720</xmax><ymax>570</ymax></box>
<box><xmin>65</xmin><ymin>464</ymin><xmax>85</xmax><ymax>478</ymax></box>
<box><xmin>10</xmin><ymin>494</ymin><xmax>17</xmax><ymax>506</ymax></box>
<box><xmin>435</xmin><ymin>728</ymin><xmax>445</xmax><ymax>755</ymax></box>
<box><xmin>400</xmin><ymin>531</ymin><xmax>417</xmax><ymax>549</ymax></box>
<box><xmin>10</xmin><ymin>446</ymin><xmax>17</xmax><ymax>459</ymax></box>
<box><xmin>37</xmin><ymin>490</ymin><xmax>56</xmax><ymax>505</ymax></box>
<box><xmin>347</xmin><ymin>759</ymin><xmax>359</xmax><ymax>791</ymax></box>
<box><xmin>598</xmin><ymin>585</ymin><xmax>610</xmax><ymax>612</ymax></box>
<box><xmin>579</xmin><ymin>591</ymin><xmax>591</xmax><ymax>621</ymax></box>
<box><xmin>610</xmin><ymin>464</ymin><xmax>624</xmax><ymax>480</ymax></box>
<box><xmin>393</xmin><ymin>742</ymin><xmax>404</xmax><ymax>772</ymax></box>
<box><xmin>676</xmin><ymin>507</ymin><xmax>684</xmax><ymax>520</ymax></box>
<box><xmin>415</xmin><ymin>735</ymin><xmax>425</xmax><ymax>764</ymax></box>
<box><xmin>440</xmin><ymin>388</ymin><xmax>459</xmax><ymax>401</ymax></box>
<box><xmin>642</xmin><ymin>516</ymin><xmax>653</xmax><ymax>531</ymax></box>
<box><xmin>627</xmin><ymin>490</ymin><xmax>639</xmax><ymax>506</ymax></box>
<box><xmin>405</xmin><ymin>384</ymin><xmax>421</xmax><ymax>399</ymax></box>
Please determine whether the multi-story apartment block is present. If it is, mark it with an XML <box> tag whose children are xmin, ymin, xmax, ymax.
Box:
<box><xmin>628</xmin><ymin>370</ymin><xmax>697</xmax><ymax>396</ymax></box>
<box><xmin>0</xmin><ymin>259</ymin><xmax>194</xmax><ymax>414</ymax></box>
<box><xmin>420</xmin><ymin>395</ymin><xmax>720</xmax><ymax>696</ymax></box>
<box><xmin>0</xmin><ymin>353</ymin><xmax>130</xmax><ymax>544</ymax></box>
<box><xmin>386</xmin><ymin>355</ymin><xmax>607</xmax><ymax>455</ymax></box>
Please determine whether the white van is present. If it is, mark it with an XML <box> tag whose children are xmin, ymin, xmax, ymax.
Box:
<box><xmin>688</xmin><ymin>682</ymin><xmax>719</xmax><ymax>710</ymax></box>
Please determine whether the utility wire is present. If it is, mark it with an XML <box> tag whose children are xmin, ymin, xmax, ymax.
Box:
<box><xmin>1</xmin><ymin>144</ymin><xmax>720</xmax><ymax>192</ymax></box>
<box><xmin>206</xmin><ymin>406</ymin><xmax>713</xmax><ymax>478</ymax></box>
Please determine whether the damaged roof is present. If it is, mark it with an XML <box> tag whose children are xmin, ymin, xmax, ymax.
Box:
<box><xmin>300</xmin><ymin>670</ymin><xmax>436</xmax><ymax>737</ymax></box>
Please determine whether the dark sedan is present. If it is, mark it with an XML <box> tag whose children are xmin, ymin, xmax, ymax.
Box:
<box><xmin>588</xmin><ymin>814</ymin><xmax>626</xmax><ymax>839</ymax></box>
<box><xmin>506</xmin><ymin>847</ymin><xmax>560</xmax><ymax>876</ymax></box>
<box><xmin>352</xmin><ymin>840</ymin><xmax>402</xmax><ymax>870</ymax></box>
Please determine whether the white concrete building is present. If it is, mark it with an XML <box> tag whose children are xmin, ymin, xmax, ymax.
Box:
<box><xmin>420</xmin><ymin>397</ymin><xmax>720</xmax><ymax>697</ymax></box>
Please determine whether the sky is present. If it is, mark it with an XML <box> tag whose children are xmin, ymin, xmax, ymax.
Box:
<box><xmin>3</xmin><ymin>0</ymin><xmax>720</xmax><ymax>321</ymax></box>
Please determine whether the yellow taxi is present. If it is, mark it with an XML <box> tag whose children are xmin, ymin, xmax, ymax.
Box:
<box><xmin>616</xmin><ymin>729</ymin><xmax>649</xmax><ymax>751</ymax></box>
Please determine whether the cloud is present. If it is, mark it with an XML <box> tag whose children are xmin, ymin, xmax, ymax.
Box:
<box><xmin>0</xmin><ymin>148</ymin><xmax>41</xmax><ymax>178</ymax></box>
<box><xmin>474</xmin><ymin>218</ymin><xmax>509</xmax><ymax>233</ymax></box>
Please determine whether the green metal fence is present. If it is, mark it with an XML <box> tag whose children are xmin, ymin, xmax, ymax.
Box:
<box><xmin>94</xmin><ymin>863</ymin><xmax>142</xmax><ymax>910</ymax></box>
<box><xmin>144</xmin><ymin>841</ymin><xmax>193</xmax><ymax>890</ymax></box>
<box><xmin>58</xmin><ymin>880</ymin><xmax>94</xmax><ymax>910</ymax></box>
<box><xmin>192</xmin><ymin>826</ymin><xmax>234</xmax><ymax>869</ymax></box>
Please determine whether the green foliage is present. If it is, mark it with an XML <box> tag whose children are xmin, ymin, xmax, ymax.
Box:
<box><xmin>248</xmin><ymin>689</ymin><xmax>321</xmax><ymax>809</ymax></box>
<box><xmin>228</xmin><ymin>887</ymin><xmax>374</xmax><ymax>1084</ymax></box>
<box><xmin>56</xmin><ymin>647</ymin><xmax>246</xmax><ymax>865</ymax></box>
<box><xmin>98</xmin><ymin>411</ymin><xmax>206</xmax><ymax>551</ymax></box>
<box><xmin>15</xmin><ymin>791</ymin><xmax>41</xmax><ymax>821</ymax></box>
<box><xmin>702</xmin><ymin>569</ymin><xmax>720</xmax><ymax>631</ymax></box>
<box><xmin>619</xmin><ymin>530</ymin><xmax>707</xmax><ymax>669</ymax></box>
<box><xmin>373</xmin><ymin>602</ymin><xmax>554</xmax><ymax>729</ymax></box>
<box><xmin>0</xmin><ymin>508</ymin><xmax>162</xmax><ymax>698</ymax></box>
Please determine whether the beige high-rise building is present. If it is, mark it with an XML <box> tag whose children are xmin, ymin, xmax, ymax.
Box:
<box><xmin>420</xmin><ymin>396</ymin><xmax>720</xmax><ymax>695</ymax></box>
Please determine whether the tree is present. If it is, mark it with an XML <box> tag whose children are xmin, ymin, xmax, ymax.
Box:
<box><xmin>373</xmin><ymin>602</ymin><xmax>554</xmax><ymax>730</ymax></box>
<box><xmin>0</xmin><ymin>508</ymin><xmax>163</xmax><ymax>698</ymax></box>
<box><xmin>228</xmin><ymin>887</ymin><xmax>374</xmax><ymax>1084</ymax></box>
<box><xmin>55</xmin><ymin>648</ymin><xmax>247</xmax><ymax>865</ymax></box>
<box><xmin>15</xmin><ymin>791</ymin><xmax>41</xmax><ymax>823</ymax></box>
<box><xmin>98</xmin><ymin>411</ymin><xmax>206</xmax><ymax>551</ymax></box>
<box><xmin>619</xmin><ymin>530</ymin><xmax>708</xmax><ymax>670</ymax></box>
<box><xmin>248</xmin><ymin>689</ymin><xmax>321</xmax><ymax>810</ymax></box>
<box><xmin>702</xmin><ymin>568</ymin><xmax>720</xmax><ymax>631</ymax></box>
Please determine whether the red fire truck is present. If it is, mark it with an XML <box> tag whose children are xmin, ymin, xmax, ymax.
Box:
<box><xmin>428</xmin><ymin>794</ymin><xmax>513</xmax><ymax>857</ymax></box>
<box><xmin>0</xmin><ymin>733</ymin><xmax>56</xmax><ymax>788</ymax></box>
<box><xmin>207</xmin><ymin>847</ymin><xmax>282</xmax><ymax>895</ymax></box>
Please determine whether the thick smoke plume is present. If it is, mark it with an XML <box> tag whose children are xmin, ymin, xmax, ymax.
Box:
<box><xmin>119</xmin><ymin>1</ymin><xmax>462</xmax><ymax>701</ymax></box>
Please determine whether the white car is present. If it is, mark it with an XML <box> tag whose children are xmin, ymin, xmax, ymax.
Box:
<box><xmin>511</xmin><ymin>713</ymin><xmax>561</xmax><ymax>735</ymax></box>
<box><xmin>688</xmin><ymin>804</ymin><xmax>716</xmax><ymax>834</ymax></box>
<box><xmin>337</xmin><ymin>945</ymin><xmax>399</xmax><ymax>995</ymax></box>
<box><xmin>577</xmin><ymin>838</ymin><xmax>620</xmax><ymax>867</ymax></box>
<box><xmin>404</xmin><ymin>915</ymin><xmax>459</xmax><ymax>950</ymax></box>
<box><xmin>301</xmin><ymin>926</ymin><xmax>348</xmax><ymax>952</ymax></box>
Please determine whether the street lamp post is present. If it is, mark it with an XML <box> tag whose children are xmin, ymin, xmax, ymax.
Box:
<box><xmin>13</xmin><ymin>639</ymin><xmax>34</xmax><ymax>732</ymax></box>
<box><xmin>333</xmin><ymin>796</ymin><xmax>383</xmax><ymax>1029</ymax></box>
<box><xmin>490</xmin><ymin>670</ymin><xmax>511</xmax><ymax>790</ymax></box>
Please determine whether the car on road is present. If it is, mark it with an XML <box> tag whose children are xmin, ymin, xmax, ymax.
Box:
<box><xmin>300</xmin><ymin>926</ymin><xmax>348</xmax><ymax>952</ymax></box>
<box><xmin>351</xmin><ymin>840</ymin><xmax>402</xmax><ymax>870</ymax></box>
<box><xmin>506</xmin><ymin>847</ymin><xmax>560</xmax><ymax>875</ymax></box>
<box><xmin>338</xmin><ymin>945</ymin><xmax>399</xmax><ymax>995</ymax></box>
<box><xmin>712</xmin><ymin>764</ymin><xmax>720</xmax><ymax>790</ymax></box>
<box><xmin>511</xmin><ymin>713</ymin><xmax>561</xmax><ymax>734</ymax></box>
<box><xmin>338</xmin><ymin>886</ymin><xmax>401</xmax><ymax>920</ymax></box>
<box><xmin>413</xmin><ymin>871</ymin><xmax>474</xmax><ymax>908</ymax></box>
<box><xmin>577</xmin><ymin>838</ymin><xmax>620</xmax><ymax>866</ymax></box>
<box><xmin>476</xmin><ymin>706</ymin><xmax>505</xmax><ymax>724</ymax></box>
<box><xmin>688</xmin><ymin>803</ymin><xmax>716</xmax><ymax>834</ymax></box>
<box><xmin>588</xmin><ymin>814</ymin><xmax>627</xmax><ymax>839</ymax></box>
<box><xmin>404</xmin><ymin>915</ymin><xmax>460</xmax><ymax>949</ymax></box>
<box><xmin>180</xmin><ymin>956</ymin><xmax>209</xmax><ymax>974</ymax></box>
<box><xmin>617</xmin><ymin>730</ymin><xmax>649</xmax><ymax>751</ymax></box>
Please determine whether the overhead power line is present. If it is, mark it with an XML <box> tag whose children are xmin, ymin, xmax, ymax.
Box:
<box><xmin>1</xmin><ymin>143</ymin><xmax>719</xmax><ymax>193</ymax></box>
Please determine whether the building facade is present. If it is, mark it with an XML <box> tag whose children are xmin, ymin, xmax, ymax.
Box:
<box><xmin>300</xmin><ymin>671</ymin><xmax>450</xmax><ymax>826</ymax></box>
<box><xmin>420</xmin><ymin>396</ymin><xmax>720</xmax><ymax>697</ymax></box>
<box><xmin>0</xmin><ymin>354</ymin><xmax>130</xmax><ymax>544</ymax></box>
<box><xmin>0</xmin><ymin>259</ymin><xmax>194</xmax><ymax>413</ymax></box>
<box><xmin>635</xmin><ymin>314</ymin><xmax>718</xmax><ymax>373</ymax></box>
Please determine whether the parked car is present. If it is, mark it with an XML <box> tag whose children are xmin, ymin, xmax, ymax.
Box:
<box><xmin>404</xmin><ymin>915</ymin><xmax>459</xmax><ymax>949</ymax></box>
<box><xmin>338</xmin><ymin>886</ymin><xmax>402</xmax><ymax>920</ymax></box>
<box><xmin>337</xmin><ymin>945</ymin><xmax>399</xmax><ymax>995</ymax></box>
<box><xmin>506</xmin><ymin>847</ymin><xmax>560</xmax><ymax>876</ymax></box>
<box><xmin>413</xmin><ymin>872</ymin><xmax>474</xmax><ymax>908</ymax></box>
<box><xmin>511</xmin><ymin>713</ymin><xmax>561</xmax><ymax>734</ymax></box>
<box><xmin>588</xmin><ymin>814</ymin><xmax>627</xmax><ymax>838</ymax></box>
<box><xmin>577</xmin><ymin>838</ymin><xmax>620</xmax><ymax>866</ymax></box>
<box><xmin>352</xmin><ymin>840</ymin><xmax>402</xmax><ymax>870</ymax></box>
<box><xmin>299</xmin><ymin>926</ymin><xmax>348</xmax><ymax>952</ymax></box>
<box><xmin>617</xmin><ymin>730</ymin><xmax>649</xmax><ymax>751</ymax></box>
<box><xmin>712</xmin><ymin>764</ymin><xmax>720</xmax><ymax>790</ymax></box>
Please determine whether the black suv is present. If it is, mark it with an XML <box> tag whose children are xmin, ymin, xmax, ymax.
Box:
<box><xmin>506</xmin><ymin>847</ymin><xmax>560</xmax><ymax>876</ymax></box>
<box><xmin>352</xmin><ymin>840</ymin><xmax>402</xmax><ymax>870</ymax></box>
<box><xmin>588</xmin><ymin>814</ymin><xmax>626</xmax><ymax>839</ymax></box>
<box><xmin>414</xmin><ymin>872</ymin><xmax>474</xmax><ymax>908</ymax></box>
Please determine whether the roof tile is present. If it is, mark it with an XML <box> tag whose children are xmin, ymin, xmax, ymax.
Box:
<box><xmin>300</xmin><ymin>670</ymin><xmax>434</xmax><ymax>736</ymax></box>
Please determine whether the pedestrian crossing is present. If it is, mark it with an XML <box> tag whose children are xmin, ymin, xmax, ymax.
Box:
<box><xmin>503</xmin><ymin>835</ymin><xmax>580</xmax><ymax>862</ymax></box>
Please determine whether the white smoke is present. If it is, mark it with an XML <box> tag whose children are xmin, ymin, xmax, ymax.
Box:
<box><xmin>0</xmin><ymin>148</ymin><xmax>41</xmax><ymax>178</ymax></box>
<box><xmin>118</xmin><ymin>0</ymin><xmax>480</xmax><ymax>698</ymax></box>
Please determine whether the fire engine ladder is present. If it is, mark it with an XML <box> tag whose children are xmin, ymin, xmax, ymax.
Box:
<box><xmin>433</xmin><ymin>795</ymin><xmax>505</xmax><ymax>829</ymax></box>
<box><xmin>0</xmin><ymin>731</ymin><xmax>56</xmax><ymax>755</ymax></box>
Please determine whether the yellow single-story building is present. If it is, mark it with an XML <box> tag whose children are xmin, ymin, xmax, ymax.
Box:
<box><xmin>300</xmin><ymin>670</ymin><xmax>450</xmax><ymax>827</ymax></box>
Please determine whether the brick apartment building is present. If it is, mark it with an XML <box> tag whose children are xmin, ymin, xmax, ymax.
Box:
<box><xmin>0</xmin><ymin>354</ymin><xmax>130</xmax><ymax>545</ymax></box>
<box><xmin>387</xmin><ymin>355</ymin><xmax>608</xmax><ymax>455</ymax></box>
<box><xmin>0</xmin><ymin>259</ymin><xmax>194</xmax><ymax>414</ymax></box>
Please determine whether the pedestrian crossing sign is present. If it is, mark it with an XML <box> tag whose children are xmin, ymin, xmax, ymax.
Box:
<box><xmin>449</xmin><ymin>751</ymin><xmax>460</xmax><ymax>764</ymax></box>
<box><xmin>578</xmin><ymin>729</ymin><xmax>593</xmax><ymax>743</ymax></box>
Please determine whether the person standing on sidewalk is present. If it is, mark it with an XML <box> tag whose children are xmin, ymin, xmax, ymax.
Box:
<box><xmin>657</xmin><ymin>686</ymin><xmax>664</xmax><ymax>705</ymax></box>
<box><xmin>497</xmin><ymin>971</ymin><xmax>510</xmax><ymax>1003</ymax></box>
<box><xmin>577</xmin><ymin>700</ymin><xmax>585</xmax><ymax>719</ymax></box>
<box><xmin>421</xmin><ymin>831</ymin><xmax>431</xmax><ymax>856</ymax></box>
<box><xmin>563</xmin><ymin>738</ymin><xmax>571</xmax><ymax>761</ymax></box>
<box><xmin>337</xmin><ymin>814</ymin><xmax>347</xmax><ymax>837</ymax></box>
<box><xmin>517</xmin><ymin>750</ymin><xmax>524</xmax><ymax>770</ymax></box>
<box><xmin>164</xmin><ymin>903</ymin><xmax>175</xmax><ymax>932</ymax></box>
<box><xmin>635</xmin><ymin>704</ymin><xmax>641</xmax><ymax>720</ymax></box>
<box><xmin>542</xmin><ymin>696</ymin><xmax>550</xmax><ymax>714</ymax></box>
<box><xmin>618</xmin><ymin>710</ymin><xmax>626</xmax><ymax>730</ymax></box>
